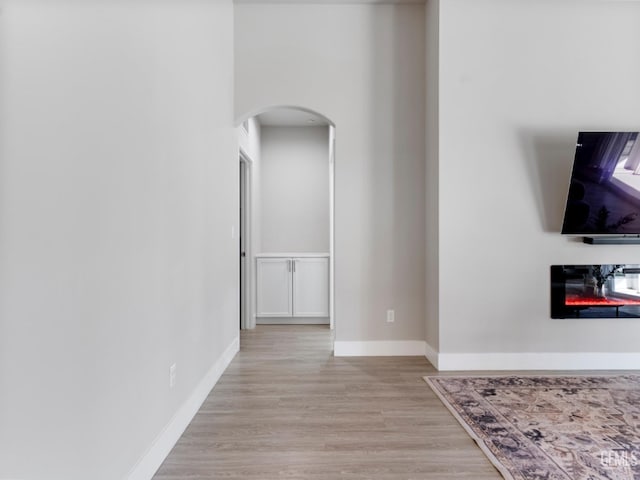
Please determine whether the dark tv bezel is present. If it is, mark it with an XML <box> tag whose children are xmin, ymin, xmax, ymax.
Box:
<box><xmin>561</xmin><ymin>131</ymin><xmax>640</xmax><ymax>237</ymax></box>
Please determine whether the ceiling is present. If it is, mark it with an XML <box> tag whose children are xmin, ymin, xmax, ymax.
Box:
<box><xmin>255</xmin><ymin>108</ymin><xmax>330</xmax><ymax>127</ymax></box>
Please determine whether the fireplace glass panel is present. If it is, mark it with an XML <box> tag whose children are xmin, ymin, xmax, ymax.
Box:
<box><xmin>551</xmin><ymin>264</ymin><xmax>640</xmax><ymax>318</ymax></box>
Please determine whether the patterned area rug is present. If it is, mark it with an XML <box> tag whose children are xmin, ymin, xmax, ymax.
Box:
<box><xmin>425</xmin><ymin>375</ymin><xmax>640</xmax><ymax>480</ymax></box>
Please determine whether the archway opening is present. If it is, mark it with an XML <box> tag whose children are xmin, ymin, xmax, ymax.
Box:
<box><xmin>236</xmin><ymin>106</ymin><xmax>335</xmax><ymax>333</ymax></box>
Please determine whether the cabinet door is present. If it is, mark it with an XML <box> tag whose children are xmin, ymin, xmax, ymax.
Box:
<box><xmin>256</xmin><ymin>258</ymin><xmax>292</xmax><ymax>317</ymax></box>
<box><xmin>292</xmin><ymin>257</ymin><xmax>329</xmax><ymax>317</ymax></box>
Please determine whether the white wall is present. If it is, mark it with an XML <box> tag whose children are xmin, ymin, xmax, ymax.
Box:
<box><xmin>436</xmin><ymin>0</ymin><xmax>640</xmax><ymax>366</ymax></box>
<box><xmin>239</xmin><ymin>117</ymin><xmax>262</xmax><ymax>165</ymax></box>
<box><xmin>235</xmin><ymin>3</ymin><xmax>426</xmax><ymax>343</ymax></box>
<box><xmin>425</xmin><ymin>0</ymin><xmax>440</xmax><ymax>357</ymax></box>
<box><xmin>0</xmin><ymin>1</ymin><xmax>238</xmax><ymax>478</ymax></box>
<box><xmin>260</xmin><ymin>126</ymin><xmax>330</xmax><ymax>253</ymax></box>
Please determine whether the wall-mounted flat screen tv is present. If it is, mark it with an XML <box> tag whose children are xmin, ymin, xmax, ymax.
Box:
<box><xmin>562</xmin><ymin>131</ymin><xmax>640</xmax><ymax>235</ymax></box>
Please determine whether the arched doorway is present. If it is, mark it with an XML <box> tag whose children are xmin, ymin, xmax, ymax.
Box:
<box><xmin>236</xmin><ymin>106</ymin><xmax>335</xmax><ymax>331</ymax></box>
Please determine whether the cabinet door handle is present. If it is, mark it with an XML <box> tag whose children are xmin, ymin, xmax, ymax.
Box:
<box><xmin>293</xmin><ymin>260</ymin><xmax>296</xmax><ymax>273</ymax></box>
<box><xmin>288</xmin><ymin>259</ymin><xmax>291</xmax><ymax>272</ymax></box>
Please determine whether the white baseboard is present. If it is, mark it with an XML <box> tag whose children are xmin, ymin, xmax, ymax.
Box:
<box><xmin>333</xmin><ymin>340</ymin><xmax>426</xmax><ymax>356</ymax></box>
<box><xmin>126</xmin><ymin>335</ymin><xmax>240</xmax><ymax>480</ymax></box>
<box><xmin>424</xmin><ymin>342</ymin><xmax>439</xmax><ymax>369</ymax></box>
<box><xmin>334</xmin><ymin>340</ymin><xmax>640</xmax><ymax>370</ymax></box>
<box><xmin>257</xmin><ymin>317</ymin><xmax>329</xmax><ymax>325</ymax></box>
<box><xmin>435</xmin><ymin>351</ymin><xmax>640</xmax><ymax>371</ymax></box>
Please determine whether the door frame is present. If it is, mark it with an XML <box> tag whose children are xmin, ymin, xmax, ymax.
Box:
<box><xmin>239</xmin><ymin>150</ymin><xmax>255</xmax><ymax>330</ymax></box>
<box><xmin>329</xmin><ymin>125</ymin><xmax>335</xmax><ymax>330</ymax></box>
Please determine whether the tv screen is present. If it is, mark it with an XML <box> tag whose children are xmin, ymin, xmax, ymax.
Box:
<box><xmin>562</xmin><ymin>131</ymin><xmax>640</xmax><ymax>235</ymax></box>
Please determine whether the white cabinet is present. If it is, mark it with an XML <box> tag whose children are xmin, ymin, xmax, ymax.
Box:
<box><xmin>256</xmin><ymin>258</ymin><xmax>293</xmax><ymax>317</ymax></box>
<box><xmin>292</xmin><ymin>257</ymin><xmax>330</xmax><ymax>316</ymax></box>
<box><xmin>256</xmin><ymin>255</ymin><xmax>329</xmax><ymax>318</ymax></box>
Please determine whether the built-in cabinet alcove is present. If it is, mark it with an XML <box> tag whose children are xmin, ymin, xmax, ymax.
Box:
<box><xmin>256</xmin><ymin>254</ymin><xmax>329</xmax><ymax>322</ymax></box>
<box><xmin>239</xmin><ymin>107</ymin><xmax>333</xmax><ymax>328</ymax></box>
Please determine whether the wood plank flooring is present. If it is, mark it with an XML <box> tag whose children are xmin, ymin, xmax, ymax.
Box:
<box><xmin>153</xmin><ymin>325</ymin><xmax>500</xmax><ymax>479</ymax></box>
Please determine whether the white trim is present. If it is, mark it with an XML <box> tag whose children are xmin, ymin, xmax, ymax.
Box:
<box><xmin>333</xmin><ymin>341</ymin><xmax>640</xmax><ymax>370</ymax></box>
<box><xmin>257</xmin><ymin>317</ymin><xmax>329</xmax><ymax>325</ymax></box>
<box><xmin>329</xmin><ymin>125</ymin><xmax>335</xmax><ymax>331</ymax></box>
<box><xmin>436</xmin><ymin>352</ymin><xmax>640</xmax><ymax>371</ymax></box>
<box><xmin>333</xmin><ymin>340</ymin><xmax>426</xmax><ymax>356</ymax></box>
<box><xmin>126</xmin><ymin>336</ymin><xmax>240</xmax><ymax>480</ymax></box>
<box><xmin>424</xmin><ymin>341</ymin><xmax>439</xmax><ymax>369</ymax></box>
<box><xmin>235</xmin><ymin>105</ymin><xmax>335</xmax><ymax>129</ymax></box>
<box><xmin>255</xmin><ymin>252</ymin><xmax>329</xmax><ymax>258</ymax></box>
<box><xmin>239</xmin><ymin>151</ymin><xmax>255</xmax><ymax>330</ymax></box>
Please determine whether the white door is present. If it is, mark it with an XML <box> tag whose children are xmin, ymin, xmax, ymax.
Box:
<box><xmin>293</xmin><ymin>257</ymin><xmax>329</xmax><ymax>317</ymax></box>
<box><xmin>256</xmin><ymin>258</ymin><xmax>292</xmax><ymax>317</ymax></box>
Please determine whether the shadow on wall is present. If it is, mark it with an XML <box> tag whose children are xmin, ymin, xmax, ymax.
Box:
<box><xmin>518</xmin><ymin>129</ymin><xmax>577</xmax><ymax>233</ymax></box>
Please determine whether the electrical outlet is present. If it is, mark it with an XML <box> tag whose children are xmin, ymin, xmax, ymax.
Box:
<box><xmin>386</xmin><ymin>309</ymin><xmax>395</xmax><ymax>323</ymax></box>
<box><xmin>169</xmin><ymin>363</ymin><xmax>177</xmax><ymax>389</ymax></box>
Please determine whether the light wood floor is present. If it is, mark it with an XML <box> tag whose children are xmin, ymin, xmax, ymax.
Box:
<box><xmin>153</xmin><ymin>325</ymin><xmax>500</xmax><ymax>479</ymax></box>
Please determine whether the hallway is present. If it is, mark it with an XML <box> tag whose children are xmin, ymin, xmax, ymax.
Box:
<box><xmin>153</xmin><ymin>325</ymin><xmax>499</xmax><ymax>479</ymax></box>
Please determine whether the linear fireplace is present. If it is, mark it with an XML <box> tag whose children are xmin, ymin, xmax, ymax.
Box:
<box><xmin>551</xmin><ymin>264</ymin><xmax>640</xmax><ymax>318</ymax></box>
